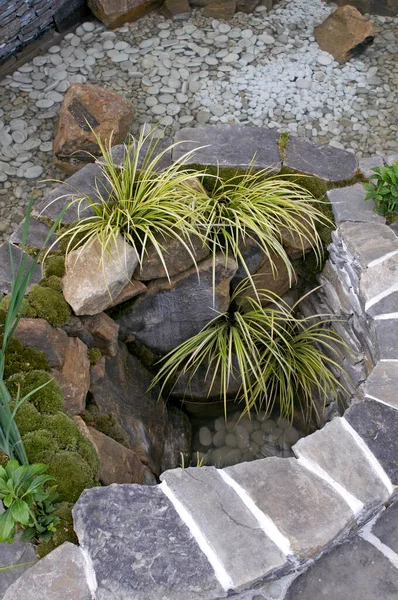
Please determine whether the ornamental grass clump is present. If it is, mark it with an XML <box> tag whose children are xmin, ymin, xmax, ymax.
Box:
<box><xmin>151</xmin><ymin>282</ymin><xmax>347</xmax><ymax>423</ymax></box>
<box><xmin>52</xmin><ymin>128</ymin><xmax>209</xmax><ymax>281</ymax></box>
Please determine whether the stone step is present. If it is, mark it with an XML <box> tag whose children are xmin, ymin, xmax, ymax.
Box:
<box><xmin>359</xmin><ymin>253</ymin><xmax>398</xmax><ymax>314</ymax></box>
<box><xmin>371</xmin><ymin>500</ymin><xmax>398</xmax><ymax>556</ymax></box>
<box><xmin>223</xmin><ymin>457</ymin><xmax>354</xmax><ymax>559</ymax></box>
<box><xmin>327</xmin><ymin>184</ymin><xmax>384</xmax><ymax>225</ymax></box>
<box><xmin>374</xmin><ymin>319</ymin><xmax>398</xmax><ymax>360</ymax></box>
<box><xmin>337</xmin><ymin>221</ymin><xmax>398</xmax><ymax>269</ymax></box>
<box><xmin>284</xmin><ymin>536</ymin><xmax>398</xmax><ymax>600</ymax></box>
<box><xmin>365</xmin><ymin>361</ymin><xmax>398</xmax><ymax>409</ymax></box>
<box><xmin>73</xmin><ymin>484</ymin><xmax>227</xmax><ymax>600</ymax></box>
<box><xmin>160</xmin><ymin>466</ymin><xmax>288</xmax><ymax>592</ymax></box>
<box><xmin>3</xmin><ymin>542</ymin><xmax>92</xmax><ymax>600</ymax></box>
<box><xmin>345</xmin><ymin>399</ymin><xmax>398</xmax><ymax>486</ymax></box>
<box><xmin>293</xmin><ymin>417</ymin><xmax>390</xmax><ymax>514</ymax></box>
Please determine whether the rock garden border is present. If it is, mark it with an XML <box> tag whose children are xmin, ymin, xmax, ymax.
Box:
<box><xmin>2</xmin><ymin>126</ymin><xmax>398</xmax><ymax>600</ymax></box>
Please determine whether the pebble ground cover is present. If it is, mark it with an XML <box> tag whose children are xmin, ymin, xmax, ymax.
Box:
<box><xmin>0</xmin><ymin>0</ymin><xmax>397</xmax><ymax>243</ymax></box>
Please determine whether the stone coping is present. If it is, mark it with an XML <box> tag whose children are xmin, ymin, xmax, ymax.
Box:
<box><xmin>2</xmin><ymin>127</ymin><xmax>398</xmax><ymax>599</ymax></box>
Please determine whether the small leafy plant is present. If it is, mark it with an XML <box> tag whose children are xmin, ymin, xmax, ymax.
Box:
<box><xmin>0</xmin><ymin>460</ymin><xmax>59</xmax><ymax>543</ymax></box>
<box><xmin>364</xmin><ymin>161</ymin><xmax>398</xmax><ymax>222</ymax></box>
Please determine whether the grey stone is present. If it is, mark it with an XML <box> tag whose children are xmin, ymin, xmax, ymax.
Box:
<box><xmin>345</xmin><ymin>399</ymin><xmax>398</xmax><ymax>485</ymax></box>
<box><xmin>284</xmin><ymin>136</ymin><xmax>357</xmax><ymax>181</ymax></box>
<box><xmin>173</xmin><ymin>126</ymin><xmax>281</xmax><ymax>171</ymax></box>
<box><xmin>224</xmin><ymin>457</ymin><xmax>354</xmax><ymax>559</ymax></box>
<box><xmin>386</xmin><ymin>154</ymin><xmax>398</xmax><ymax>166</ymax></box>
<box><xmin>0</xmin><ymin>537</ymin><xmax>37</xmax><ymax>599</ymax></box>
<box><xmin>62</xmin><ymin>235</ymin><xmax>139</xmax><ymax>316</ymax></box>
<box><xmin>160</xmin><ymin>405</ymin><xmax>192</xmax><ymax>472</ymax></box>
<box><xmin>327</xmin><ymin>184</ymin><xmax>385</xmax><ymax>225</ymax></box>
<box><xmin>117</xmin><ymin>255</ymin><xmax>237</xmax><ymax>354</ymax></box>
<box><xmin>9</xmin><ymin>217</ymin><xmax>58</xmax><ymax>250</ymax></box>
<box><xmin>284</xmin><ymin>537</ymin><xmax>398</xmax><ymax>600</ymax></box>
<box><xmin>365</xmin><ymin>361</ymin><xmax>398</xmax><ymax>409</ymax></box>
<box><xmin>293</xmin><ymin>417</ymin><xmax>389</xmax><ymax>510</ymax></box>
<box><xmin>33</xmin><ymin>163</ymin><xmax>113</xmax><ymax>225</ymax></box>
<box><xmin>73</xmin><ymin>485</ymin><xmax>226</xmax><ymax>600</ymax></box>
<box><xmin>367</xmin><ymin>289</ymin><xmax>398</xmax><ymax>317</ymax></box>
<box><xmin>359</xmin><ymin>253</ymin><xmax>398</xmax><ymax>311</ymax></box>
<box><xmin>338</xmin><ymin>222</ymin><xmax>398</xmax><ymax>268</ymax></box>
<box><xmin>96</xmin><ymin>136</ymin><xmax>173</xmax><ymax>171</ymax></box>
<box><xmin>161</xmin><ymin>467</ymin><xmax>287</xmax><ymax>591</ymax></box>
<box><xmin>0</xmin><ymin>243</ymin><xmax>42</xmax><ymax>294</ymax></box>
<box><xmin>3</xmin><ymin>543</ymin><xmax>92</xmax><ymax>600</ymax></box>
<box><xmin>374</xmin><ymin>319</ymin><xmax>398</xmax><ymax>359</ymax></box>
<box><xmin>372</xmin><ymin>501</ymin><xmax>398</xmax><ymax>555</ymax></box>
<box><xmin>359</xmin><ymin>155</ymin><xmax>385</xmax><ymax>179</ymax></box>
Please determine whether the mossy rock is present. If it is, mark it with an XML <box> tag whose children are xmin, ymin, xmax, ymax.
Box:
<box><xmin>23</xmin><ymin>429</ymin><xmax>60</xmax><ymax>463</ymax></box>
<box><xmin>36</xmin><ymin>502</ymin><xmax>77</xmax><ymax>559</ymax></box>
<box><xmin>43</xmin><ymin>255</ymin><xmax>66</xmax><ymax>278</ymax></box>
<box><xmin>8</xmin><ymin>370</ymin><xmax>64</xmax><ymax>414</ymax></box>
<box><xmin>28</xmin><ymin>285</ymin><xmax>71</xmax><ymax>327</ymax></box>
<box><xmin>39</xmin><ymin>276</ymin><xmax>63</xmax><ymax>292</ymax></box>
<box><xmin>4</xmin><ymin>346</ymin><xmax>49</xmax><ymax>379</ymax></box>
<box><xmin>13</xmin><ymin>401</ymin><xmax>44</xmax><ymax>436</ymax></box>
<box><xmin>82</xmin><ymin>403</ymin><xmax>129</xmax><ymax>448</ymax></box>
<box><xmin>46</xmin><ymin>451</ymin><xmax>98</xmax><ymax>503</ymax></box>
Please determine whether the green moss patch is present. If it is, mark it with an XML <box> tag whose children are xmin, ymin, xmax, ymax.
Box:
<box><xmin>46</xmin><ymin>451</ymin><xmax>98</xmax><ymax>503</ymax></box>
<box><xmin>43</xmin><ymin>255</ymin><xmax>66</xmax><ymax>278</ymax></box>
<box><xmin>88</xmin><ymin>347</ymin><xmax>102</xmax><ymax>365</ymax></box>
<box><xmin>8</xmin><ymin>370</ymin><xmax>64</xmax><ymax>414</ymax></box>
<box><xmin>28</xmin><ymin>285</ymin><xmax>71</xmax><ymax>327</ymax></box>
<box><xmin>82</xmin><ymin>403</ymin><xmax>129</xmax><ymax>448</ymax></box>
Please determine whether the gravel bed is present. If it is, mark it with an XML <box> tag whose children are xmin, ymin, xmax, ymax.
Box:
<box><xmin>0</xmin><ymin>0</ymin><xmax>397</xmax><ymax>242</ymax></box>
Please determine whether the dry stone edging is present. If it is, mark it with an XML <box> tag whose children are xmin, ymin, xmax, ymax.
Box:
<box><xmin>2</xmin><ymin>131</ymin><xmax>398</xmax><ymax>598</ymax></box>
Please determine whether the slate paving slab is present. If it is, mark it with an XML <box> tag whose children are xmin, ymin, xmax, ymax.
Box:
<box><xmin>0</xmin><ymin>243</ymin><xmax>42</xmax><ymax>294</ymax></box>
<box><xmin>365</xmin><ymin>361</ymin><xmax>398</xmax><ymax>409</ymax></box>
<box><xmin>345</xmin><ymin>399</ymin><xmax>398</xmax><ymax>485</ymax></box>
<box><xmin>338</xmin><ymin>221</ymin><xmax>398</xmax><ymax>268</ymax></box>
<box><xmin>96</xmin><ymin>136</ymin><xmax>173</xmax><ymax>171</ymax></box>
<box><xmin>359</xmin><ymin>252</ymin><xmax>398</xmax><ymax>310</ymax></box>
<box><xmin>224</xmin><ymin>457</ymin><xmax>354</xmax><ymax>559</ymax></box>
<box><xmin>0</xmin><ymin>537</ymin><xmax>37</xmax><ymax>599</ymax></box>
<box><xmin>327</xmin><ymin>184</ymin><xmax>385</xmax><ymax>225</ymax></box>
<box><xmin>173</xmin><ymin>126</ymin><xmax>281</xmax><ymax>171</ymax></box>
<box><xmin>161</xmin><ymin>466</ymin><xmax>287</xmax><ymax>591</ymax></box>
<box><xmin>284</xmin><ymin>537</ymin><xmax>398</xmax><ymax>600</ymax></box>
<box><xmin>293</xmin><ymin>417</ymin><xmax>389</xmax><ymax>511</ymax></box>
<box><xmin>73</xmin><ymin>484</ymin><xmax>226</xmax><ymax>600</ymax></box>
<box><xmin>367</xmin><ymin>289</ymin><xmax>398</xmax><ymax>317</ymax></box>
<box><xmin>284</xmin><ymin>135</ymin><xmax>357</xmax><ymax>181</ymax></box>
<box><xmin>372</xmin><ymin>501</ymin><xmax>398</xmax><ymax>555</ymax></box>
<box><xmin>33</xmin><ymin>163</ymin><xmax>112</xmax><ymax>224</ymax></box>
<box><xmin>9</xmin><ymin>217</ymin><xmax>58</xmax><ymax>250</ymax></box>
<box><xmin>374</xmin><ymin>319</ymin><xmax>398</xmax><ymax>360</ymax></box>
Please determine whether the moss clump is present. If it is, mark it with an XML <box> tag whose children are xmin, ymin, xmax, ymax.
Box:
<box><xmin>46</xmin><ymin>451</ymin><xmax>98</xmax><ymax>503</ymax></box>
<box><xmin>4</xmin><ymin>346</ymin><xmax>49</xmax><ymax>379</ymax></box>
<box><xmin>36</xmin><ymin>502</ymin><xmax>77</xmax><ymax>559</ymax></box>
<box><xmin>28</xmin><ymin>285</ymin><xmax>71</xmax><ymax>327</ymax></box>
<box><xmin>13</xmin><ymin>401</ymin><xmax>43</xmax><ymax>436</ymax></box>
<box><xmin>23</xmin><ymin>429</ymin><xmax>59</xmax><ymax>463</ymax></box>
<box><xmin>277</xmin><ymin>131</ymin><xmax>289</xmax><ymax>162</ymax></box>
<box><xmin>0</xmin><ymin>451</ymin><xmax>9</xmax><ymax>467</ymax></box>
<box><xmin>39</xmin><ymin>276</ymin><xmax>62</xmax><ymax>292</ymax></box>
<box><xmin>0</xmin><ymin>295</ymin><xmax>36</xmax><ymax>318</ymax></box>
<box><xmin>82</xmin><ymin>403</ymin><xmax>129</xmax><ymax>448</ymax></box>
<box><xmin>43</xmin><ymin>255</ymin><xmax>66</xmax><ymax>278</ymax></box>
<box><xmin>87</xmin><ymin>347</ymin><xmax>102</xmax><ymax>365</ymax></box>
<box><xmin>8</xmin><ymin>370</ymin><xmax>64</xmax><ymax>414</ymax></box>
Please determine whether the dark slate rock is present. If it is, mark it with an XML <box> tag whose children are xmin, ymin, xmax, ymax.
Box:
<box><xmin>116</xmin><ymin>255</ymin><xmax>237</xmax><ymax>355</ymax></box>
<box><xmin>73</xmin><ymin>485</ymin><xmax>226</xmax><ymax>600</ymax></box>
<box><xmin>372</xmin><ymin>501</ymin><xmax>398</xmax><ymax>555</ymax></box>
<box><xmin>367</xmin><ymin>289</ymin><xmax>398</xmax><ymax>317</ymax></box>
<box><xmin>33</xmin><ymin>163</ymin><xmax>113</xmax><ymax>225</ymax></box>
<box><xmin>0</xmin><ymin>243</ymin><xmax>42</xmax><ymax>294</ymax></box>
<box><xmin>327</xmin><ymin>184</ymin><xmax>385</xmax><ymax>225</ymax></box>
<box><xmin>338</xmin><ymin>222</ymin><xmax>398</xmax><ymax>268</ymax></box>
<box><xmin>173</xmin><ymin>126</ymin><xmax>281</xmax><ymax>171</ymax></box>
<box><xmin>9</xmin><ymin>217</ymin><xmax>58</xmax><ymax>250</ymax></box>
<box><xmin>284</xmin><ymin>537</ymin><xmax>398</xmax><ymax>600</ymax></box>
<box><xmin>284</xmin><ymin>136</ymin><xmax>357</xmax><ymax>181</ymax></box>
<box><xmin>374</xmin><ymin>319</ymin><xmax>398</xmax><ymax>360</ymax></box>
<box><xmin>96</xmin><ymin>136</ymin><xmax>173</xmax><ymax>171</ymax></box>
<box><xmin>359</xmin><ymin>155</ymin><xmax>385</xmax><ymax>179</ymax></box>
<box><xmin>345</xmin><ymin>399</ymin><xmax>398</xmax><ymax>485</ymax></box>
<box><xmin>0</xmin><ymin>536</ymin><xmax>37</xmax><ymax>599</ymax></box>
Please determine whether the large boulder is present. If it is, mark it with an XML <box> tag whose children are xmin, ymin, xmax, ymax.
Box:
<box><xmin>88</xmin><ymin>0</ymin><xmax>161</xmax><ymax>28</ymax></box>
<box><xmin>117</xmin><ymin>255</ymin><xmax>238</xmax><ymax>355</ymax></box>
<box><xmin>62</xmin><ymin>236</ymin><xmax>139</xmax><ymax>316</ymax></box>
<box><xmin>53</xmin><ymin>83</ymin><xmax>135</xmax><ymax>173</ymax></box>
<box><xmin>89</xmin><ymin>343</ymin><xmax>168</xmax><ymax>475</ymax></box>
<box><xmin>314</xmin><ymin>5</ymin><xmax>374</xmax><ymax>64</ymax></box>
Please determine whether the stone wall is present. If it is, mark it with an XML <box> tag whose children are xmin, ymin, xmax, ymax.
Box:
<box><xmin>0</xmin><ymin>0</ymin><xmax>88</xmax><ymax>61</ymax></box>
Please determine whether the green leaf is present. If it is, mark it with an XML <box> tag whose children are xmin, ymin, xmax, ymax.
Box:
<box><xmin>20</xmin><ymin>528</ymin><xmax>36</xmax><ymax>541</ymax></box>
<box><xmin>0</xmin><ymin>510</ymin><xmax>15</xmax><ymax>543</ymax></box>
<box><xmin>3</xmin><ymin>495</ymin><xmax>14</xmax><ymax>508</ymax></box>
<box><xmin>10</xmin><ymin>499</ymin><xmax>30</xmax><ymax>525</ymax></box>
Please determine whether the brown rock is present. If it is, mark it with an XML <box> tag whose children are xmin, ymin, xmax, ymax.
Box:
<box><xmin>81</xmin><ymin>312</ymin><xmax>119</xmax><ymax>357</ymax></box>
<box><xmin>134</xmin><ymin>233</ymin><xmax>209</xmax><ymax>281</ymax></box>
<box><xmin>88</xmin><ymin>0</ymin><xmax>161</xmax><ymax>28</ymax></box>
<box><xmin>13</xmin><ymin>318</ymin><xmax>68</xmax><ymax>368</ymax></box>
<box><xmin>83</xmin><ymin>423</ymin><xmax>156</xmax><ymax>485</ymax></box>
<box><xmin>236</xmin><ymin>0</ymin><xmax>261</xmax><ymax>12</ymax></box>
<box><xmin>234</xmin><ymin>253</ymin><xmax>292</xmax><ymax>307</ymax></box>
<box><xmin>109</xmin><ymin>280</ymin><xmax>147</xmax><ymax>307</ymax></box>
<box><xmin>314</xmin><ymin>5</ymin><xmax>374</xmax><ymax>64</ymax></box>
<box><xmin>203</xmin><ymin>0</ymin><xmax>236</xmax><ymax>18</ymax></box>
<box><xmin>280</xmin><ymin>222</ymin><xmax>314</xmax><ymax>259</ymax></box>
<box><xmin>53</xmin><ymin>83</ymin><xmax>135</xmax><ymax>173</ymax></box>
<box><xmin>52</xmin><ymin>337</ymin><xmax>90</xmax><ymax>415</ymax></box>
<box><xmin>162</xmin><ymin>0</ymin><xmax>191</xmax><ymax>19</ymax></box>
<box><xmin>325</xmin><ymin>0</ymin><xmax>397</xmax><ymax>18</ymax></box>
